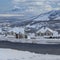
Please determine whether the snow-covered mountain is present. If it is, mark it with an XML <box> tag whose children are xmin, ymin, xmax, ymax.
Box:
<box><xmin>9</xmin><ymin>9</ymin><xmax>60</xmax><ymax>22</ymax></box>
<box><xmin>0</xmin><ymin>10</ymin><xmax>60</xmax><ymax>28</ymax></box>
<box><xmin>25</xmin><ymin>10</ymin><xmax>60</xmax><ymax>30</ymax></box>
<box><xmin>2</xmin><ymin>10</ymin><xmax>60</xmax><ymax>22</ymax></box>
<box><xmin>33</xmin><ymin>10</ymin><xmax>60</xmax><ymax>22</ymax></box>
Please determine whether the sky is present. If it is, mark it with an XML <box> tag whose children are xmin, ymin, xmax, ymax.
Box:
<box><xmin>0</xmin><ymin>0</ymin><xmax>60</xmax><ymax>15</ymax></box>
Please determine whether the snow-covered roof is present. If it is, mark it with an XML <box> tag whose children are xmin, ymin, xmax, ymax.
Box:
<box><xmin>37</xmin><ymin>27</ymin><xmax>54</xmax><ymax>33</ymax></box>
<box><xmin>9</xmin><ymin>27</ymin><xmax>25</xmax><ymax>34</ymax></box>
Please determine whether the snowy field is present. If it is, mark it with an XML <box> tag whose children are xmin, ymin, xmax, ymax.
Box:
<box><xmin>0</xmin><ymin>48</ymin><xmax>60</xmax><ymax>60</ymax></box>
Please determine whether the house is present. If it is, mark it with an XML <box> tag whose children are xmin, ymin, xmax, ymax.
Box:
<box><xmin>8</xmin><ymin>27</ymin><xmax>25</xmax><ymax>39</ymax></box>
<box><xmin>36</xmin><ymin>27</ymin><xmax>58</xmax><ymax>37</ymax></box>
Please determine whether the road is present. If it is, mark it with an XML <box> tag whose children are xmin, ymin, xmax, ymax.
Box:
<box><xmin>0</xmin><ymin>41</ymin><xmax>60</xmax><ymax>55</ymax></box>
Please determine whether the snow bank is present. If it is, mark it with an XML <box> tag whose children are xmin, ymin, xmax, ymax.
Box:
<box><xmin>0</xmin><ymin>48</ymin><xmax>60</xmax><ymax>60</ymax></box>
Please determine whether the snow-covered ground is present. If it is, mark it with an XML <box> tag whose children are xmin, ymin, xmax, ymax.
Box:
<box><xmin>0</xmin><ymin>48</ymin><xmax>60</xmax><ymax>60</ymax></box>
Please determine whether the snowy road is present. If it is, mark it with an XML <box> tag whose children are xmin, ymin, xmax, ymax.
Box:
<box><xmin>0</xmin><ymin>48</ymin><xmax>60</xmax><ymax>60</ymax></box>
<box><xmin>0</xmin><ymin>41</ymin><xmax>60</xmax><ymax>55</ymax></box>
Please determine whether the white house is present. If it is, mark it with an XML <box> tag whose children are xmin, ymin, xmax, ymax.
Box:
<box><xmin>36</xmin><ymin>27</ymin><xmax>58</xmax><ymax>37</ymax></box>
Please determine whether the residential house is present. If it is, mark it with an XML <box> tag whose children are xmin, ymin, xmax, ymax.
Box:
<box><xmin>36</xmin><ymin>27</ymin><xmax>58</xmax><ymax>37</ymax></box>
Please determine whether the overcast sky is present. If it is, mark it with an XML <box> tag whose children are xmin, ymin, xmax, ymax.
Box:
<box><xmin>0</xmin><ymin>0</ymin><xmax>60</xmax><ymax>14</ymax></box>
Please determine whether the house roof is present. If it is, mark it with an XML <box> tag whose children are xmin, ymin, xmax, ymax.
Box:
<box><xmin>37</xmin><ymin>27</ymin><xmax>54</xmax><ymax>33</ymax></box>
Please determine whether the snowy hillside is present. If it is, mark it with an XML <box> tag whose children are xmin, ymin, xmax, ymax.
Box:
<box><xmin>34</xmin><ymin>10</ymin><xmax>60</xmax><ymax>22</ymax></box>
<box><xmin>0</xmin><ymin>48</ymin><xmax>60</xmax><ymax>60</ymax></box>
<box><xmin>26</xmin><ymin>10</ymin><xmax>60</xmax><ymax>30</ymax></box>
<box><xmin>0</xmin><ymin>10</ymin><xmax>60</xmax><ymax>27</ymax></box>
<box><xmin>6</xmin><ymin>10</ymin><xmax>60</xmax><ymax>22</ymax></box>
